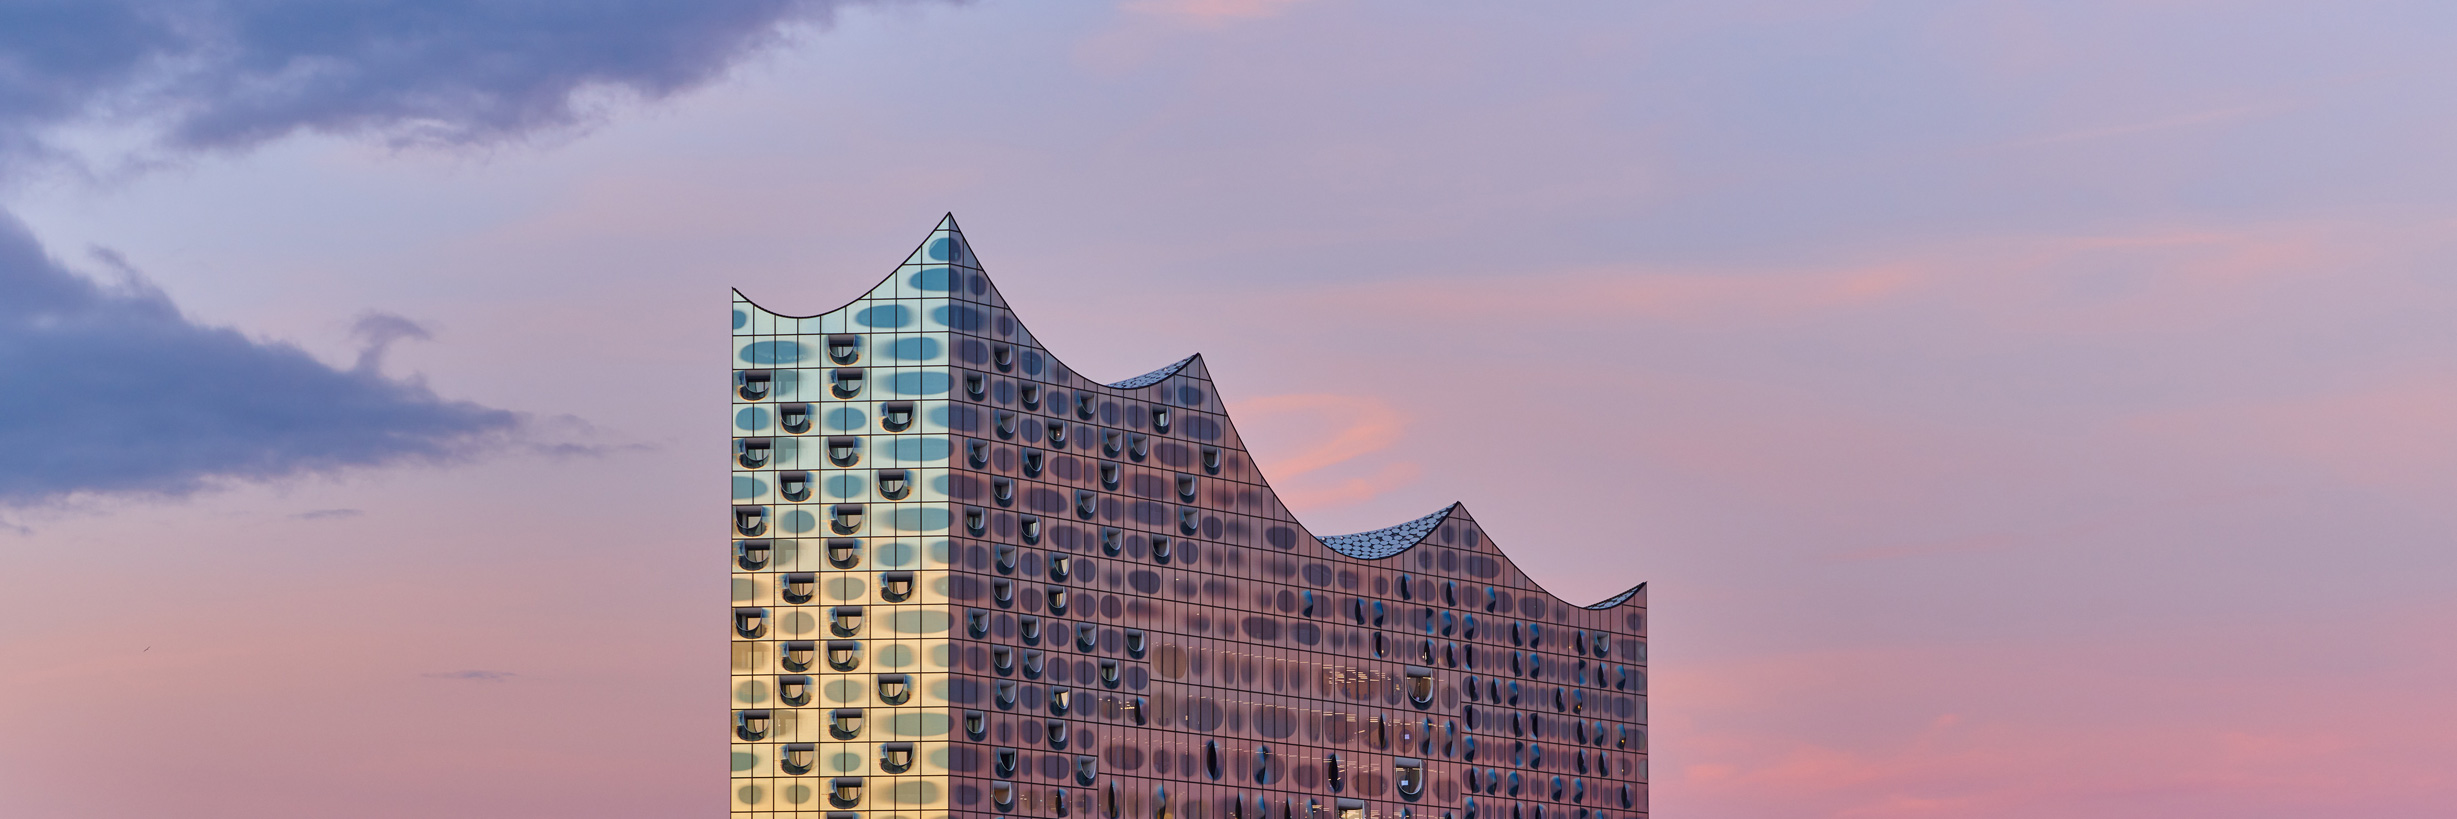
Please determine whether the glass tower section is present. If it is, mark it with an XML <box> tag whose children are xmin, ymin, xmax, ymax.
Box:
<box><xmin>732</xmin><ymin>216</ymin><xmax>1648</xmax><ymax>819</ymax></box>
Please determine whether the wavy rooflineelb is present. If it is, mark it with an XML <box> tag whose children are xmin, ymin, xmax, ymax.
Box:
<box><xmin>733</xmin><ymin>214</ymin><xmax>1645</xmax><ymax>614</ymax></box>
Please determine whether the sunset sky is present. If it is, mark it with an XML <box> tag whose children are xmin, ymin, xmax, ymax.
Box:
<box><xmin>5</xmin><ymin>2</ymin><xmax>2457</xmax><ymax>817</ymax></box>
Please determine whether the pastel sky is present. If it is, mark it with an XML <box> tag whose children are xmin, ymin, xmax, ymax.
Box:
<box><xmin>4</xmin><ymin>2</ymin><xmax>2455</xmax><ymax>817</ymax></box>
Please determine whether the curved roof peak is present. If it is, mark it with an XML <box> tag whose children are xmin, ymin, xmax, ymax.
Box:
<box><xmin>1319</xmin><ymin>503</ymin><xmax>1460</xmax><ymax>560</ymax></box>
<box><xmin>1107</xmin><ymin>354</ymin><xmax>1200</xmax><ymax>389</ymax></box>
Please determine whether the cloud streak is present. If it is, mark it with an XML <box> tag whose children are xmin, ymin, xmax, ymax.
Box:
<box><xmin>0</xmin><ymin>214</ymin><xmax>517</xmax><ymax>505</ymax></box>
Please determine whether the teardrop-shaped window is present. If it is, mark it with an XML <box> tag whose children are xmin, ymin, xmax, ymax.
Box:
<box><xmin>880</xmin><ymin>742</ymin><xmax>914</xmax><ymax>773</ymax></box>
<box><xmin>875</xmin><ymin>674</ymin><xmax>910</xmax><ymax>704</ymax></box>
<box><xmin>828</xmin><ymin>436</ymin><xmax>860</xmax><ymax>466</ymax></box>
<box><xmin>1050</xmin><ymin>686</ymin><xmax>1072</xmax><ymax>714</ymax></box>
<box><xmin>995</xmin><ymin>411</ymin><xmax>1017</xmax><ymax>438</ymax></box>
<box><xmin>828</xmin><ymin>504</ymin><xmax>863</xmax><ymax>534</ymax></box>
<box><xmin>780</xmin><ymin>403</ymin><xmax>812</xmax><ymax>434</ymax></box>
<box><xmin>1020</xmin><ymin>515</ymin><xmax>1043</xmax><ymax>543</ymax></box>
<box><xmin>1023</xmin><ymin>650</ymin><xmax>1047</xmax><ymax>678</ymax></box>
<box><xmin>880</xmin><ymin>402</ymin><xmax>913</xmax><ymax>431</ymax></box>
<box><xmin>1150</xmin><ymin>536</ymin><xmax>1172</xmax><ymax>564</ymax></box>
<box><xmin>1100</xmin><ymin>462</ymin><xmax>1120</xmax><ymax>489</ymax></box>
<box><xmin>993</xmin><ymin>477</ymin><xmax>1015</xmax><ymax>505</ymax></box>
<box><xmin>993</xmin><ymin>343</ymin><xmax>1015</xmax><ymax>370</ymax></box>
<box><xmin>1048</xmin><ymin>586</ymin><xmax>1070</xmax><ymax>614</ymax></box>
<box><xmin>828</xmin><ymin>538</ymin><xmax>861</xmax><ymax>569</ymax></box>
<box><xmin>781</xmin><ymin>743</ymin><xmax>815</xmax><ymax>774</ymax></box>
<box><xmin>1049</xmin><ymin>554</ymin><xmax>1072</xmax><ymax>581</ymax></box>
<box><xmin>879</xmin><ymin>571</ymin><xmax>914</xmax><ymax>602</ymax></box>
<box><xmin>737</xmin><ymin>438</ymin><xmax>772</xmax><ymax>469</ymax></box>
<box><xmin>1101</xmin><ymin>527</ymin><xmax>1122</xmax><ymax>555</ymax></box>
<box><xmin>967</xmin><ymin>608</ymin><xmax>991</xmax><ymax>637</ymax></box>
<box><xmin>782</xmin><ymin>573</ymin><xmax>815</xmax><ymax>604</ymax></box>
<box><xmin>827</xmin><ymin>335</ymin><xmax>860</xmax><ymax>364</ymax></box>
<box><xmin>779</xmin><ymin>471</ymin><xmax>812</xmax><ymax>502</ymax></box>
<box><xmin>1201</xmin><ymin>446</ymin><xmax>1222</xmax><ymax>473</ymax></box>
<box><xmin>1128</xmin><ymin>433</ymin><xmax>1148</xmax><ymax>460</ymax></box>
<box><xmin>996</xmin><ymin>544</ymin><xmax>1020</xmax><ymax>574</ymax></box>
<box><xmin>992</xmin><ymin>646</ymin><xmax>1015</xmax><ymax>675</ymax></box>
<box><xmin>993</xmin><ymin>578</ymin><xmax>1015</xmax><ymax>606</ymax></box>
<box><xmin>964</xmin><ymin>709</ymin><xmax>986</xmax><ymax>739</ymax></box>
<box><xmin>829</xmin><ymin>777</ymin><xmax>863</xmax><ymax>807</ymax></box>
<box><xmin>736</xmin><ymin>539</ymin><xmax>771</xmax><ymax>571</ymax></box>
<box><xmin>1076</xmin><ymin>489</ymin><xmax>1099</xmax><ymax>518</ymax></box>
<box><xmin>827</xmin><ymin>640</ymin><xmax>861</xmax><ymax>671</ymax></box>
<box><xmin>997</xmin><ymin>680</ymin><xmax>1019</xmax><ymax>708</ymax></box>
<box><xmin>737</xmin><ymin>369</ymin><xmax>772</xmax><ymax>400</ymax></box>
<box><xmin>1098</xmin><ymin>659</ymin><xmax>1121</xmax><ymax>687</ymax></box>
<box><xmin>733</xmin><ymin>607</ymin><xmax>768</xmax><ymax>638</ymax></box>
<box><xmin>777</xmin><ymin>674</ymin><xmax>811</xmax><ymax>706</ymax></box>
<box><xmin>1048</xmin><ymin>718</ymin><xmax>1071</xmax><ymax>748</ymax></box>
<box><xmin>1020</xmin><ymin>384</ymin><xmax>1042</xmax><ymax>409</ymax></box>
<box><xmin>1024</xmin><ymin>449</ymin><xmax>1046</xmax><ymax>476</ymax></box>
<box><xmin>781</xmin><ymin>641</ymin><xmax>815</xmax><ymax>671</ymax></box>
<box><xmin>1019</xmin><ymin>615</ymin><xmax>1043</xmax><ymax>644</ymax></box>
<box><xmin>831</xmin><ymin>368</ymin><xmax>865</xmax><ymax>398</ymax></box>
<box><xmin>966</xmin><ymin>506</ymin><xmax>988</xmax><ymax>535</ymax></box>
<box><xmin>1047</xmin><ymin>420</ymin><xmax>1069</xmax><ymax>446</ymax></box>
<box><xmin>1176</xmin><ymin>474</ymin><xmax>1196</xmax><ymax>500</ymax></box>
<box><xmin>965</xmin><ymin>372</ymin><xmax>986</xmax><ymax>399</ymax></box>
<box><xmin>875</xmin><ymin>469</ymin><xmax>909</xmax><ymax>499</ymax></box>
<box><xmin>736</xmin><ymin>709</ymin><xmax>771</xmax><ymax>741</ymax></box>
<box><xmin>1075</xmin><ymin>622</ymin><xmax>1098</xmax><ymax>650</ymax></box>
<box><xmin>1124</xmin><ymin>629</ymin><xmax>1146</xmax><ymax>657</ymax></box>
<box><xmin>1204</xmin><ymin>740</ymin><xmax>1222</xmax><ymax>780</ymax></box>
<box><xmin>1103</xmin><ymin>430</ymin><xmax>1123</xmax><ymax>456</ymax></box>
<box><xmin>1152</xmin><ymin>407</ymin><xmax>1171</xmax><ymax>432</ymax></box>
<box><xmin>968</xmin><ymin>439</ymin><xmax>990</xmax><ymax>467</ymax></box>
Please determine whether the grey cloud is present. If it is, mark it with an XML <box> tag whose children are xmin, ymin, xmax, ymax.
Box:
<box><xmin>0</xmin><ymin>213</ymin><xmax>518</xmax><ymax>505</ymax></box>
<box><xmin>0</xmin><ymin>0</ymin><xmax>948</xmax><ymax>162</ymax></box>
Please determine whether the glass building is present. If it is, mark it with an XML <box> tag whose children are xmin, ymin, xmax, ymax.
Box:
<box><xmin>731</xmin><ymin>216</ymin><xmax>1648</xmax><ymax>819</ymax></box>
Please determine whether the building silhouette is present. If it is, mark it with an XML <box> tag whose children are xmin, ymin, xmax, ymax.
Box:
<box><xmin>731</xmin><ymin>216</ymin><xmax>1648</xmax><ymax>819</ymax></box>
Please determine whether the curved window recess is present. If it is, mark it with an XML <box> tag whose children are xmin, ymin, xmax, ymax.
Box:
<box><xmin>1463</xmin><ymin>675</ymin><xmax>1482</xmax><ymax>701</ymax></box>
<box><xmin>829</xmin><ymin>504</ymin><xmax>864</xmax><ymax>535</ymax></box>
<box><xmin>1124</xmin><ymin>628</ymin><xmax>1146</xmax><ymax>657</ymax></box>
<box><xmin>1300</xmin><ymin>590</ymin><xmax>1316</xmax><ymax>618</ymax></box>
<box><xmin>735</xmin><ymin>369</ymin><xmax>775</xmax><ymax>402</ymax></box>
<box><xmin>1463</xmin><ymin>736</ymin><xmax>1479</xmax><ymax>761</ymax></box>
<box><xmin>737</xmin><ymin>438</ymin><xmax>772</xmax><ymax>469</ymax></box>
<box><xmin>1204</xmin><ymin>740</ymin><xmax>1223</xmax><ymax>780</ymax></box>
<box><xmin>1075</xmin><ymin>489</ymin><xmax>1099</xmax><ymax>519</ymax></box>
<box><xmin>1075</xmin><ymin>622</ymin><xmax>1097</xmax><ymax>651</ymax></box>
<box><xmin>1506</xmin><ymin>771</ymin><xmax>1522</xmax><ymax>796</ymax></box>
<box><xmin>831</xmin><ymin>368</ymin><xmax>865</xmax><ymax>398</ymax></box>
<box><xmin>782</xmin><ymin>573</ymin><xmax>816</xmax><ymax>604</ymax></box>
<box><xmin>1507</xmin><ymin>681</ymin><xmax>1522</xmax><ymax>705</ymax></box>
<box><xmin>1326</xmin><ymin>754</ymin><xmax>1345</xmax><ymax>792</ymax></box>
<box><xmin>1024</xmin><ymin>449</ymin><xmax>1046</xmax><ymax>477</ymax></box>
<box><xmin>1076</xmin><ymin>393</ymin><xmax>1097</xmax><ymax>420</ymax></box>
<box><xmin>995</xmin><ymin>411</ymin><xmax>1017</xmax><ymax>439</ymax></box>
<box><xmin>1399</xmin><ymin>574</ymin><xmax>1414</xmax><ymax>601</ymax></box>
<box><xmin>1020</xmin><ymin>384</ymin><xmax>1042</xmax><ymax>410</ymax></box>
<box><xmin>994</xmin><ymin>343</ymin><xmax>1016</xmax><ymax>371</ymax></box>
<box><xmin>1574</xmin><ymin>660</ymin><xmax>1588</xmax><ymax>687</ymax></box>
<box><xmin>876</xmin><ymin>673</ymin><xmax>911</xmax><ymax>704</ymax></box>
<box><xmin>995</xmin><ymin>544</ymin><xmax>1021</xmax><ymax>574</ymax></box>
<box><xmin>964</xmin><ymin>709</ymin><xmax>987</xmax><ymax>740</ymax></box>
<box><xmin>781</xmin><ymin>743</ymin><xmax>816</xmax><ymax>775</ymax></box>
<box><xmin>1350</xmin><ymin>598</ymin><xmax>1366</xmax><ymax>625</ymax></box>
<box><xmin>876</xmin><ymin>469</ymin><xmax>910</xmax><ymax>499</ymax></box>
<box><xmin>1150</xmin><ymin>536</ymin><xmax>1172</xmax><ymax>564</ymax></box>
<box><xmin>992</xmin><ymin>646</ymin><xmax>1016</xmax><ymax>675</ymax></box>
<box><xmin>825</xmin><ymin>436</ymin><xmax>860</xmax><ymax>467</ymax></box>
<box><xmin>1486</xmin><ymin>587</ymin><xmax>1500</xmax><ymax>613</ymax></box>
<box><xmin>780</xmin><ymin>403</ymin><xmax>812</xmax><ymax>434</ymax></box>
<box><xmin>1050</xmin><ymin>686</ymin><xmax>1073</xmax><ymax>714</ymax></box>
<box><xmin>778</xmin><ymin>471</ymin><xmax>812</xmax><ymax>502</ymax></box>
<box><xmin>1421</xmin><ymin>640</ymin><xmax>1437</xmax><ymax>665</ymax></box>
<box><xmin>1126</xmin><ymin>433</ymin><xmax>1148</xmax><ymax>461</ymax></box>
<box><xmin>1445</xmin><ymin>643</ymin><xmax>1460</xmax><ymax>668</ymax></box>
<box><xmin>1340</xmin><ymin>800</ymin><xmax>1369</xmax><ymax>819</ymax></box>
<box><xmin>1023</xmin><ymin>650</ymin><xmax>1046</xmax><ymax>679</ymax></box>
<box><xmin>1178</xmin><ymin>506</ymin><xmax>1200</xmax><ymax>535</ymax></box>
<box><xmin>1103</xmin><ymin>430</ymin><xmax>1123</xmax><ymax>457</ymax></box>
<box><xmin>1395</xmin><ymin>758</ymin><xmax>1426</xmax><ymax>798</ymax></box>
<box><xmin>968</xmin><ymin>609</ymin><xmax>991</xmax><ymax>638</ymax></box>
<box><xmin>1530</xmin><ymin>654</ymin><xmax>1545</xmax><ymax>680</ymax></box>
<box><xmin>1047</xmin><ymin>420</ymin><xmax>1069</xmax><ymax>446</ymax></box>
<box><xmin>1130</xmin><ymin>695</ymin><xmax>1148</xmax><ymax>724</ymax></box>
<box><xmin>778</xmin><ymin>674</ymin><xmax>812</xmax><ymax>706</ymax></box>
<box><xmin>992</xmin><ymin>578</ymin><xmax>1016</xmax><ymax>607</ymax></box>
<box><xmin>1099</xmin><ymin>462</ymin><xmax>1121</xmax><ymax>489</ymax></box>
<box><xmin>1049</xmin><ymin>554</ymin><xmax>1073</xmax><ymax>581</ymax></box>
<box><xmin>1511</xmin><ymin>625</ymin><xmax>1525</xmax><ymax>647</ymax></box>
<box><xmin>782</xmin><ymin>641</ymin><xmax>816</xmax><ymax>672</ymax></box>
<box><xmin>1020</xmin><ymin>515</ymin><xmax>1043</xmax><ymax>544</ymax></box>
<box><xmin>829</xmin><ymin>777</ymin><xmax>864</xmax><ymax>808</ymax></box>
<box><xmin>997</xmin><ymin>679</ymin><xmax>1019</xmax><ymax>708</ymax></box>
<box><xmin>1374</xmin><ymin>601</ymin><xmax>1387</xmax><ymax>627</ymax></box>
<box><xmin>1101</xmin><ymin>528</ymin><xmax>1123</xmax><ymax>556</ymax></box>
<box><xmin>966</xmin><ymin>439</ymin><xmax>991</xmax><ymax>468</ymax></box>
<box><xmin>1573</xmin><ymin>750</ymin><xmax>1588</xmax><ymax>775</ymax></box>
<box><xmin>966</xmin><ymin>506</ymin><xmax>988</xmax><ymax>536</ymax></box>
<box><xmin>825</xmin><ymin>538</ymin><xmax>860</xmax><ymax>569</ymax></box>
<box><xmin>1201</xmin><ymin>446</ymin><xmax>1222</xmax><ymax>474</ymax></box>
<box><xmin>1463</xmin><ymin>615</ymin><xmax>1479</xmax><ymax>640</ymax></box>
<box><xmin>1444</xmin><ymin>581</ymin><xmax>1459</xmax><ymax>606</ymax></box>
<box><xmin>1020</xmin><ymin>615</ymin><xmax>1043</xmax><ymax>645</ymax></box>
<box><xmin>1254</xmin><ymin>745</ymin><xmax>1273</xmax><ymax>784</ymax></box>
<box><xmin>1510</xmin><ymin>652</ymin><xmax>1525</xmax><ymax>676</ymax></box>
<box><xmin>1442</xmin><ymin>611</ymin><xmax>1457</xmax><ymax>636</ymax></box>
<box><xmin>734</xmin><ymin>607</ymin><xmax>769</xmax><ymax>638</ymax></box>
<box><xmin>1619</xmin><ymin>785</ymin><xmax>1633</xmax><ymax>809</ymax></box>
<box><xmin>1103</xmin><ymin>782</ymin><xmax>1121</xmax><ymax>819</ymax></box>
<box><xmin>1528</xmin><ymin>625</ymin><xmax>1544</xmax><ymax>648</ymax></box>
<box><xmin>880</xmin><ymin>402</ymin><xmax>914</xmax><ymax>432</ymax></box>
<box><xmin>966</xmin><ymin>372</ymin><xmax>987</xmax><ymax>399</ymax></box>
<box><xmin>996</xmin><ymin>747</ymin><xmax>1021</xmax><ymax>778</ymax></box>
<box><xmin>1372</xmin><ymin>632</ymin><xmax>1387</xmax><ymax>658</ymax></box>
<box><xmin>1049</xmin><ymin>586</ymin><xmax>1071</xmax><ymax>615</ymax></box>
<box><xmin>1098</xmin><ymin>659</ymin><xmax>1121</xmax><ymax>688</ymax></box>
<box><xmin>1152</xmin><ymin>407</ymin><xmax>1171</xmax><ymax>433</ymax></box>
<box><xmin>735</xmin><ymin>710</ymin><xmax>772</xmax><ymax>741</ymax></box>
<box><xmin>827</xmin><ymin>334</ymin><xmax>860</xmax><ymax>364</ymax></box>
<box><xmin>879</xmin><ymin>571</ymin><xmax>915</xmax><ymax>602</ymax></box>
<box><xmin>1176</xmin><ymin>475</ymin><xmax>1197</xmax><ymax>501</ymax></box>
<box><xmin>827</xmin><ymin>640</ymin><xmax>862</xmax><ymax>671</ymax></box>
<box><xmin>1573</xmin><ymin>630</ymin><xmax>1589</xmax><ymax>656</ymax></box>
<box><xmin>736</xmin><ymin>539</ymin><xmax>771</xmax><ymax>571</ymax></box>
<box><xmin>1550</xmin><ymin>777</ymin><xmax>1565</xmax><ymax>802</ymax></box>
<box><xmin>1077</xmin><ymin>754</ymin><xmax>1101</xmax><ymax>785</ymax></box>
<box><xmin>992</xmin><ymin>477</ymin><xmax>1015</xmax><ymax>506</ymax></box>
<box><xmin>880</xmin><ymin>742</ymin><xmax>915</xmax><ymax>773</ymax></box>
<box><xmin>1554</xmin><ymin>687</ymin><xmax>1568</xmax><ymax>712</ymax></box>
<box><xmin>1593</xmin><ymin>633</ymin><xmax>1611</xmax><ymax>657</ymax></box>
<box><xmin>1048</xmin><ymin>718</ymin><xmax>1071</xmax><ymax>749</ymax></box>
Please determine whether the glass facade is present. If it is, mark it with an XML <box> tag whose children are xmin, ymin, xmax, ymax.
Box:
<box><xmin>732</xmin><ymin>216</ymin><xmax>1649</xmax><ymax>819</ymax></box>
